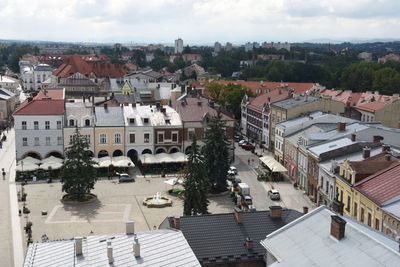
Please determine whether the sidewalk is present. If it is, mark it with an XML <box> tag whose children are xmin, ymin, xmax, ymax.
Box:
<box><xmin>0</xmin><ymin>129</ymin><xmax>24</xmax><ymax>267</ymax></box>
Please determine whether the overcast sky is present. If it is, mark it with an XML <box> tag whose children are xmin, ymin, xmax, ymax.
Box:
<box><xmin>0</xmin><ymin>0</ymin><xmax>399</xmax><ymax>45</ymax></box>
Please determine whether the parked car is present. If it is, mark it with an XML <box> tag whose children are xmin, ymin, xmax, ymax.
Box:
<box><xmin>118</xmin><ymin>173</ymin><xmax>135</xmax><ymax>183</ymax></box>
<box><xmin>268</xmin><ymin>189</ymin><xmax>281</xmax><ymax>200</ymax></box>
<box><xmin>238</xmin><ymin>140</ymin><xmax>247</xmax><ymax>146</ymax></box>
<box><xmin>242</xmin><ymin>143</ymin><xmax>255</xmax><ymax>151</ymax></box>
<box><xmin>227</xmin><ymin>166</ymin><xmax>237</xmax><ymax>176</ymax></box>
<box><xmin>234</xmin><ymin>135</ymin><xmax>241</xmax><ymax>142</ymax></box>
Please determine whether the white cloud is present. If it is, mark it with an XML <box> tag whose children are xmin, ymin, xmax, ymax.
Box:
<box><xmin>0</xmin><ymin>0</ymin><xmax>398</xmax><ymax>44</ymax></box>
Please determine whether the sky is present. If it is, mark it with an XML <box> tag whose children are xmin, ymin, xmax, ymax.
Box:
<box><xmin>0</xmin><ymin>0</ymin><xmax>399</xmax><ymax>45</ymax></box>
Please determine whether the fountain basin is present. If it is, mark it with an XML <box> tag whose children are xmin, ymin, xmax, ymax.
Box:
<box><xmin>143</xmin><ymin>192</ymin><xmax>172</xmax><ymax>208</ymax></box>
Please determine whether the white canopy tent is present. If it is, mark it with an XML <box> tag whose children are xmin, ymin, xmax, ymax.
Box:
<box><xmin>40</xmin><ymin>161</ymin><xmax>63</xmax><ymax>170</ymax></box>
<box><xmin>139</xmin><ymin>152</ymin><xmax>188</xmax><ymax>164</ymax></box>
<box><xmin>18</xmin><ymin>156</ymin><xmax>41</xmax><ymax>165</ymax></box>
<box><xmin>259</xmin><ymin>155</ymin><xmax>287</xmax><ymax>172</ymax></box>
<box><xmin>91</xmin><ymin>156</ymin><xmax>134</xmax><ymax>168</ymax></box>
<box><xmin>16</xmin><ymin>162</ymin><xmax>39</xmax><ymax>172</ymax></box>
<box><xmin>41</xmin><ymin>156</ymin><xmax>63</xmax><ymax>164</ymax></box>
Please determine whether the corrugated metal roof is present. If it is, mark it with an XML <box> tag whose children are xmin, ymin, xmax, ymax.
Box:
<box><xmin>95</xmin><ymin>106</ymin><xmax>125</xmax><ymax>127</ymax></box>
<box><xmin>24</xmin><ymin>229</ymin><xmax>200</xmax><ymax>267</ymax></box>
<box><xmin>261</xmin><ymin>206</ymin><xmax>400</xmax><ymax>267</ymax></box>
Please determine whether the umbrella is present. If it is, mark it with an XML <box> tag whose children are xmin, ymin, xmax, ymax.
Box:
<box><xmin>98</xmin><ymin>156</ymin><xmax>112</xmax><ymax>168</ymax></box>
<box><xmin>112</xmin><ymin>156</ymin><xmax>134</xmax><ymax>167</ymax></box>
<box><xmin>41</xmin><ymin>161</ymin><xmax>63</xmax><ymax>170</ymax></box>
<box><xmin>170</xmin><ymin>152</ymin><xmax>188</xmax><ymax>163</ymax></box>
<box><xmin>41</xmin><ymin>156</ymin><xmax>63</xmax><ymax>164</ymax></box>
<box><xmin>164</xmin><ymin>178</ymin><xmax>183</xmax><ymax>185</ymax></box>
<box><xmin>18</xmin><ymin>156</ymin><xmax>41</xmax><ymax>165</ymax></box>
<box><xmin>16</xmin><ymin>162</ymin><xmax>39</xmax><ymax>172</ymax></box>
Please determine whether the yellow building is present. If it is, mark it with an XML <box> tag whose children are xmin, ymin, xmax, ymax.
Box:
<box><xmin>120</xmin><ymin>81</ymin><xmax>133</xmax><ymax>95</ymax></box>
<box><xmin>94</xmin><ymin>106</ymin><xmax>125</xmax><ymax>158</ymax></box>
<box><xmin>352</xmin><ymin>190</ymin><xmax>383</xmax><ymax>231</ymax></box>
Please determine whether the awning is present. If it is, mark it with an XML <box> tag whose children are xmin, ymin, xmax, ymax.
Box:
<box><xmin>18</xmin><ymin>156</ymin><xmax>41</xmax><ymax>165</ymax></box>
<box><xmin>139</xmin><ymin>152</ymin><xmax>188</xmax><ymax>164</ymax></box>
<box><xmin>92</xmin><ymin>156</ymin><xmax>135</xmax><ymax>168</ymax></box>
<box><xmin>41</xmin><ymin>156</ymin><xmax>63</xmax><ymax>164</ymax></box>
<box><xmin>259</xmin><ymin>155</ymin><xmax>287</xmax><ymax>172</ymax></box>
<box><xmin>16</xmin><ymin>162</ymin><xmax>39</xmax><ymax>172</ymax></box>
<box><xmin>40</xmin><ymin>161</ymin><xmax>63</xmax><ymax>170</ymax></box>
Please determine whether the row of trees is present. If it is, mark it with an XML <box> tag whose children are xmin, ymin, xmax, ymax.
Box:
<box><xmin>183</xmin><ymin>113</ymin><xmax>231</xmax><ymax>216</ymax></box>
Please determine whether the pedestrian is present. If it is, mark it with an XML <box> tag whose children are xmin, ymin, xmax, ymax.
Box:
<box><xmin>2</xmin><ymin>169</ymin><xmax>5</xmax><ymax>180</ymax></box>
<box><xmin>248</xmin><ymin>158</ymin><xmax>250</xmax><ymax>165</ymax></box>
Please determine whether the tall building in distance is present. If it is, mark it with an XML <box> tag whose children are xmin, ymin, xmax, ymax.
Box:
<box><xmin>214</xmin><ymin>42</ymin><xmax>222</xmax><ymax>53</ymax></box>
<box><xmin>262</xmin><ymin>41</ymin><xmax>291</xmax><ymax>51</ymax></box>
<box><xmin>225</xmin><ymin>42</ymin><xmax>233</xmax><ymax>51</ymax></box>
<box><xmin>174</xmin><ymin>38</ymin><xmax>183</xmax><ymax>54</ymax></box>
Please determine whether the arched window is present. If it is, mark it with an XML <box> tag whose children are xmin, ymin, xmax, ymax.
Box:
<box><xmin>85</xmin><ymin>119</ymin><xmax>90</xmax><ymax>126</ymax></box>
<box><xmin>69</xmin><ymin>119</ymin><xmax>75</xmax><ymax>126</ymax></box>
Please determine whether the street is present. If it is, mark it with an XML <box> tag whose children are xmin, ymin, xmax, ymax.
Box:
<box><xmin>233</xmin><ymin>142</ymin><xmax>315</xmax><ymax>213</ymax></box>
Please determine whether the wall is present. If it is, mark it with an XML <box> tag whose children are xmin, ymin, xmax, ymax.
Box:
<box><xmin>375</xmin><ymin>100</ymin><xmax>400</xmax><ymax>128</ymax></box>
<box><xmin>94</xmin><ymin>127</ymin><xmax>125</xmax><ymax>157</ymax></box>
<box><xmin>125</xmin><ymin>125</ymin><xmax>154</xmax><ymax>156</ymax></box>
<box><xmin>335</xmin><ymin>177</ymin><xmax>353</xmax><ymax>216</ymax></box>
<box><xmin>353</xmin><ymin>190</ymin><xmax>383</xmax><ymax>232</ymax></box>
<box><xmin>63</xmin><ymin>127</ymin><xmax>95</xmax><ymax>154</ymax></box>
<box><xmin>382</xmin><ymin>211</ymin><xmax>400</xmax><ymax>239</ymax></box>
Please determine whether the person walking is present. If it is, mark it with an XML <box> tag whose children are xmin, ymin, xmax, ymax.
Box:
<box><xmin>2</xmin><ymin>168</ymin><xmax>6</xmax><ymax>180</ymax></box>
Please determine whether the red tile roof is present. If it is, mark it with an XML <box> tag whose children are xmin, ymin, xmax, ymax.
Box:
<box><xmin>247</xmin><ymin>88</ymin><xmax>292</xmax><ymax>111</ymax></box>
<box><xmin>355</xmin><ymin>162</ymin><xmax>400</xmax><ymax>205</ymax></box>
<box><xmin>53</xmin><ymin>55</ymin><xmax>126</xmax><ymax>78</ymax></box>
<box><xmin>13</xmin><ymin>89</ymin><xmax>65</xmax><ymax>115</ymax></box>
<box><xmin>355</xmin><ymin>101</ymin><xmax>387</xmax><ymax>113</ymax></box>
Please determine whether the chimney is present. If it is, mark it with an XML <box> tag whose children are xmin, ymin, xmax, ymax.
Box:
<box><xmin>382</xmin><ymin>144</ymin><xmax>391</xmax><ymax>152</ymax></box>
<box><xmin>373</xmin><ymin>135</ymin><xmax>381</xmax><ymax>143</ymax></box>
<box><xmin>126</xmin><ymin>221</ymin><xmax>135</xmax><ymax>235</ymax></box>
<box><xmin>234</xmin><ymin>207</ymin><xmax>242</xmax><ymax>224</ymax></box>
<box><xmin>303</xmin><ymin>206</ymin><xmax>309</xmax><ymax>214</ymax></box>
<box><xmin>363</xmin><ymin>147</ymin><xmax>371</xmax><ymax>159</ymax></box>
<box><xmin>330</xmin><ymin>215</ymin><xmax>346</xmax><ymax>241</ymax></box>
<box><xmin>27</xmin><ymin>97</ymin><xmax>33</xmax><ymax>102</ymax></box>
<box><xmin>351</xmin><ymin>134</ymin><xmax>356</xmax><ymax>142</ymax></box>
<box><xmin>107</xmin><ymin>245</ymin><xmax>114</xmax><ymax>264</ymax></box>
<box><xmin>385</xmin><ymin>154</ymin><xmax>391</xmax><ymax>161</ymax></box>
<box><xmin>173</xmin><ymin>216</ymin><xmax>181</xmax><ymax>229</ymax></box>
<box><xmin>244</xmin><ymin>237</ymin><xmax>253</xmax><ymax>249</ymax></box>
<box><xmin>133</xmin><ymin>236</ymin><xmax>140</xmax><ymax>258</ymax></box>
<box><xmin>268</xmin><ymin>97</ymin><xmax>271</xmax><ymax>102</ymax></box>
<box><xmin>75</xmin><ymin>237</ymin><xmax>83</xmax><ymax>256</ymax></box>
<box><xmin>104</xmin><ymin>103</ymin><xmax>108</xmax><ymax>110</ymax></box>
<box><xmin>269</xmin><ymin>206</ymin><xmax>282</xmax><ymax>219</ymax></box>
<box><xmin>337</xmin><ymin>122</ymin><xmax>346</xmax><ymax>132</ymax></box>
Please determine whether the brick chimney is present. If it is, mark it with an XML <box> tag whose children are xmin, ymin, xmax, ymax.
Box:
<box><xmin>234</xmin><ymin>207</ymin><xmax>242</xmax><ymax>224</ymax></box>
<box><xmin>351</xmin><ymin>134</ymin><xmax>356</xmax><ymax>142</ymax></box>
<box><xmin>330</xmin><ymin>215</ymin><xmax>346</xmax><ymax>240</ymax></box>
<box><xmin>363</xmin><ymin>147</ymin><xmax>371</xmax><ymax>159</ymax></box>
<box><xmin>104</xmin><ymin>103</ymin><xmax>108</xmax><ymax>110</ymax></box>
<box><xmin>373</xmin><ymin>135</ymin><xmax>381</xmax><ymax>143</ymax></box>
<box><xmin>126</xmin><ymin>221</ymin><xmax>135</xmax><ymax>235</ymax></box>
<box><xmin>173</xmin><ymin>216</ymin><xmax>181</xmax><ymax>229</ymax></box>
<box><xmin>382</xmin><ymin>144</ymin><xmax>391</xmax><ymax>152</ymax></box>
<box><xmin>269</xmin><ymin>206</ymin><xmax>282</xmax><ymax>219</ymax></box>
<box><xmin>244</xmin><ymin>237</ymin><xmax>253</xmax><ymax>249</ymax></box>
<box><xmin>337</xmin><ymin>122</ymin><xmax>346</xmax><ymax>132</ymax></box>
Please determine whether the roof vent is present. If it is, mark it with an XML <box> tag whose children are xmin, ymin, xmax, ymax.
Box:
<box><xmin>75</xmin><ymin>237</ymin><xmax>83</xmax><ymax>256</ymax></box>
<box><xmin>244</xmin><ymin>237</ymin><xmax>253</xmax><ymax>249</ymax></box>
<box><xmin>133</xmin><ymin>235</ymin><xmax>140</xmax><ymax>258</ymax></box>
<box><xmin>107</xmin><ymin>245</ymin><xmax>114</xmax><ymax>264</ymax></box>
<box><xmin>126</xmin><ymin>221</ymin><xmax>135</xmax><ymax>235</ymax></box>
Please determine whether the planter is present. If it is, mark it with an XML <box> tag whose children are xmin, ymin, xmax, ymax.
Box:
<box><xmin>60</xmin><ymin>193</ymin><xmax>98</xmax><ymax>204</ymax></box>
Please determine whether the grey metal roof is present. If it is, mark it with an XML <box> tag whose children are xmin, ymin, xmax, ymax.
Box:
<box><xmin>381</xmin><ymin>197</ymin><xmax>400</xmax><ymax>219</ymax></box>
<box><xmin>271</xmin><ymin>95</ymin><xmax>319</xmax><ymax>110</ymax></box>
<box><xmin>261</xmin><ymin>206</ymin><xmax>400</xmax><ymax>267</ymax></box>
<box><xmin>34</xmin><ymin>64</ymin><xmax>53</xmax><ymax>72</ymax></box>
<box><xmin>95</xmin><ymin>106</ymin><xmax>124</xmax><ymax>127</ymax></box>
<box><xmin>168</xmin><ymin>209</ymin><xmax>302</xmax><ymax>265</ymax></box>
<box><xmin>0</xmin><ymin>88</ymin><xmax>15</xmax><ymax>100</ymax></box>
<box><xmin>24</xmin><ymin>229</ymin><xmax>200</xmax><ymax>267</ymax></box>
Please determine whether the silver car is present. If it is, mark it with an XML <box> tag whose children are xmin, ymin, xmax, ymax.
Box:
<box><xmin>119</xmin><ymin>173</ymin><xmax>134</xmax><ymax>183</ymax></box>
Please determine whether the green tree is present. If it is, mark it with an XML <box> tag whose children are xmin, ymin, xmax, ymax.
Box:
<box><xmin>203</xmin><ymin>112</ymin><xmax>231</xmax><ymax>192</ymax></box>
<box><xmin>204</xmin><ymin>82</ymin><xmax>224</xmax><ymax>102</ymax></box>
<box><xmin>340</xmin><ymin>62</ymin><xmax>379</xmax><ymax>91</ymax></box>
<box><xmin>61</xmin><ymin>128</ymin><xmax>97</xmax><ymax>200</ymax></box>
<box><xmin>183</xmin><ymin>137</ymin><xmax>209</xmax><ymax>215</ymax></box>
<box><xmin>223</xmin><ymin>83</ymin><xmax>253</xmax><ymax>119</ymax></box>
<box><xmin>372</xmin><ymin>67</ymin><xmax>400</xmax><ymax>95</ymax></box>
<box><xmin>131</xmin><ymin>50</ymin><xmax>146</xmax><ymax>67</ymax></box>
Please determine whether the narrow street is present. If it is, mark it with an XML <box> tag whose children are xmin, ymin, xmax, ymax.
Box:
<box><xmin>233</xmin><ymin>142</ymin><xmax>315</xmax><ymax>213</ymax></box>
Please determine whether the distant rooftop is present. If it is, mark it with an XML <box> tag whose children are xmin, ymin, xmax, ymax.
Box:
<box><xmin>271</xmin><ymin>95</ymin><xmax>319</xmax><ymax>110</ymax></box>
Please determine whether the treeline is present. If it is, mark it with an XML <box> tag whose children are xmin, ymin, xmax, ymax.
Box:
<box><xmin>0</xmin><ymin>44</ymin><xmax>39</xmax><ymax>74</ymax></box>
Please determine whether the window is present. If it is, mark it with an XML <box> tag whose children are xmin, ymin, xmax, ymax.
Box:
<box><xmin>340</xmin><ymin>190</ymin><xmax>343</xmax><ymax>202</ymax></box>
<box><xmin>100</xmin><ymin>133</ymin><xmax>107</xmax><ymax>144</ymax></box>
<box><xmin>375</xmin><ymin>219</ymin><xmax>380</xmax><ymax>230</ymax></box>
<box><xmin>172</xmin><ymin>132</ymin><xmax>178</xmax><ymax>142</ymax></box>
<box><xmin>114</xmin><ymin>133</ymin><xmax>121</xmax><ymax>144</ymax></box>
<box><xmin>57</xmin><ymin>121</ymin><xmax>62</xmax><ymax>129</ymax></box>
<box><xmin>144</xmin><ymin>133</ymin><xmax>150</xmax><ymax>143</ymax></box>
<box><xmin>34</xmin><ymin>121</ymin><xmax>39</xmax><ymax>130</ymax></box>
<box><xmin>165</xmin><ymin>119</ymin><xmax>171</xmax><ymax>125</ymax></box>
<box><xmin>22</xmin><ymin>121</ymin><xmax>27</xmax><ymax>130</ymax></box>
<box><xmin>360</xmin><ymin>208</ymin><xmax>365</xmax><ymax>222</ymax></box>
<box><xmin>188</xmin><ymin>130</ymin><xmax>195</xmax><ymax>140</ymax></box>
<box><xmin>85</xmin><ymin>119</ymin><xmax>90</xmax><ymax>126</ymax></box>
<box><xmin>69</xmin><ymin>135</ymin><xmax>74</xmax><ymax>145</ymax></box>
<box><xmin>129</xmin><ymin>133</ymin><xmax>135</xmax><ymax>144</ymax></box>
<box><xmin>45</xmin><ymin>121</ymin><xmax>50</xmax><ymax>130</ymax></box>
<box><xmin>346</xmin><ymin>196</ymin><xmax>351</xmax><ymax>212</ymax></box>
<box><xmin>56</xmin><ymin>136</ymin><xmax>62</xmax><ymax>145</ymax></box>
<box><xmin>367</xmin><ymin>213</ymin><xmax>372</xmax><ymax>226</ymax></box>
<box><xmin>69</xmin><ymin>119</ymin><xmax>75</xmax><ymax>126</ymax></box>
<box><xmin>325</xmin><ymin>181</ymin><xmax>329</xmax><ymax>194</ymax></box>
<box><xmin>46</xmin><ymin>137</ymin><xmax>51</xmax><ymax>146</ymax></box>
<box><xmin>129</xmin><ymin>118</ymin><xmax>135</xmax><ymax>124</ymax></box>
<box><xmin>158</xmin><ymin>132</ymin><xmax>164</xmax><ymax>143</ymax></box>
<box><xmin>85</xmin><ymin>135</ymin><xmax>90</xmax><ymax>144</ymax></box>
<box><xmin>143</xmin><ymin>118</ymin><xmax>149</xmax><ymax>124</ymax></box>
<box><xmin>354</xmin><ymin>202</ymin><xmax>358</xmax><ymax>218</ymax></box>
<box><xmin>34</xmin><ymin>137</ymin><xmax>39</xmax><ymax>146</ymax></box>
<box><xmin>22</xmin><ymin>137</ymin><xmax>28</xmax><ymax>146</ymax></box>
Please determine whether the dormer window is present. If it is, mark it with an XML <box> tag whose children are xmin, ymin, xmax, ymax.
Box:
<box><xmin>129</xmin><ymin>118</ymin><xmax>135</xmax><ymax>124</ymax></box>
<box><xmin>143</xmin><ymin>118</ymin><xmax>149</xmax><ymax>124</ymax></box>
<box><xmin>165</xmin><ymin>119</ymin><xmax>171</xmax><ymax>125</ymax></box>
<box><xmin>85</xmin><ymin>119</ymin><xmax>90</xmax><ymax>126</ymax></box>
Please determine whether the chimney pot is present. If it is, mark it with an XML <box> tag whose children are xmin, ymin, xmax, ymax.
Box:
<box><xmin>173</xmin><ymin>216</ymin><xmax>181</xmax><ymax>229</ymax></box>
<box><xmin>303</xmin><ymin>206</ymin><xmax>309</xmax><ymax>214</ymax></box>
<box><xmin>133</xmin><ymin>236</ymin><xmax>140</xmax><ymax>258</ymax></box>
<box><xmin>75</xmin><ymin>237</ymin><xmax>83</xmax><ymax>256</ymax></box>
<box><xmin>234</xmin><ymin>207</ymin><xmax>242</xmax><ymax>224</ymax></box>
<box><xmin>107</xmin><ymin>246</ymin><xmax>114</xmax><ymax>264</ymax></box>
<box><xmin>382</xmin><ymin>144</ymin><xmax>391</xmax><ymax>152</ymax></box>
<box><xmin>330</xmin><ymin>215</ymin><xmax>346</xmax><ymax>240</ymax></box>
<box><xmin>363</xmin><ymin>147</ymin><xmax>371</xmax><ymax>159</ymax></box>
<box><xmin>337</xmin><ymin>122</ymin><xmax>346</xmax><ymax>132</ymax></box>
<box><xmin>269</xmin><ymin>206</ymin><xmax>283</xmax><ymax>219</ymax></box>
<box><xmin>244</xmin><ymin>237</ymin><xmax>253</xmax><ymax>249</ymax></box>
<box><xmin>351</xmin><ymin>134</ymin><xmax>356</xmax><ymax>142</ymax></box>
<box><xmin>373</xmin><ymin>135</ymin><xmax>381</xmax><ymax>143</ymax></box>
<box><xmin>126</xmin><ymin>221</ymin><xmax>135</xmax><ymax>235</ymax></box>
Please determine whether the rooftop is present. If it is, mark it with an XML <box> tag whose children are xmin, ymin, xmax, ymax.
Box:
<box><xmin>95</xmin><ymin>106</ymin><xmax>125</xmax><ymax>127</ymax></box>
<box><xmin>13</xmin><ymin>89</ymin><xmax>65</xmax><ymax>116</ymax></box>
<box><xmin>24</xmin><ymin>229</ymin><xmax>200</xmax><ymax>267</ymax></box>
<box><xmin>261</xmin><ymin>206</ymin><xmax>400</xmax><ymax>267</ymax></box>
<box><xmin>246</xmin><ymin>88</ymin><xmax>292</xmax><ymax>111</ymax></box>
<box><xmin>123</xmin><ymin>104</ymin><xmax>182</xmax><ymax>127</ymax></box>
<box><xmin>165</xmin><ymin>208</ymin><xmax>302</xmax><ymax>265</ymax></box>
<box><xmin>271</xmin><ymin>95</ymin><xmax>319</xmax><ymax>110</ymax></box>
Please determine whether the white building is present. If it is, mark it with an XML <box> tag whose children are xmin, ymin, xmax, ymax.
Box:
<box><xmin>123</xmin><ymin>104</ymin><xmax>155</xmax><ymax>163</ymax></box>
<box><xmin>174</xmin><ymin>38</ymin><xmax>184</xmax><ymax>54</ymax></box>
<box><xmin>214</xmin><ymin>42</ymin><xmax>222</xmax><ymax>53</ymax></box>
<box><xmin>13</xmin><ymin>89</ymin><xmax>65</xmax><ymax>160</ymax></box>
<box><xmin>0</xmin><ymin>75</ymin><xmax>20</xmax><ymax>94</ymax></box>
<box><xmin>20</xmin><ymin>64</ymin><xmax>53</xmax><ymax>91</ymax></box>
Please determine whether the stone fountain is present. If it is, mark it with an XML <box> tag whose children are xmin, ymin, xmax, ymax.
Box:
<box><xmin>143</xmin><ymin>192</ymin><xmax>172</xmax><ymax>208</ymax></box>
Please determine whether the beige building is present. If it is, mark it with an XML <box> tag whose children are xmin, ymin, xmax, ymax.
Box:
<box><xmin>269</xmin><ymin>95</ymin><xmax>345</xmax><ymax>151</ymax></box>
<box><xmin>374</xmin><ymin>99</ymin><xmax>400</xmax><ymax>128</ymax></box>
